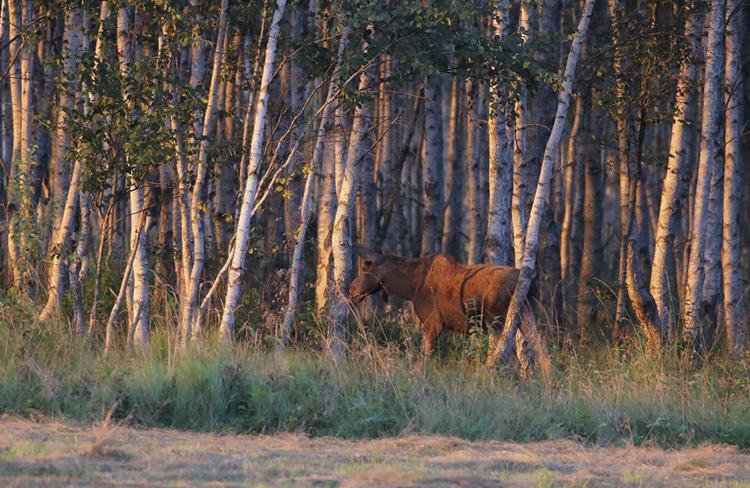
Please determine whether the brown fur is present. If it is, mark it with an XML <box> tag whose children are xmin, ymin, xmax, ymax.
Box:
<box><xmin>349</xmin><ymin>247</ymin><xmax>520</xmax><ymax>357</ymax></box>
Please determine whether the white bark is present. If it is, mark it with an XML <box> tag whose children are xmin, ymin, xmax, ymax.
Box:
<box><xmin>722</xmin><ymin>0</ymin><xmax>746</xmax><ymax>357</ymax></box>
<box><xmin>682</xmin><ymin>0</ymin><xmax>725</xmax><ymax>351</ymax></box>
<box><xmin>218</xmin><ymin>0</ymin><xmax>288</xmax><ymax>341</ymax></box>
<box><xmin>511</xmin><ymin>0</ymin><xmax>533</xmax><ymax>267</ymax></box>
<box><xmin>487</xmin><ymin>0</ymin><xmax>595</xmax><ymax>376</ymax></box>
<box><xmin>117</xmin><ymin>6</ymin><xmax>149</xmax><ymax>348</ymax></box>
<box><xmin>280</xmin><ymin>26</ymin><xmax>350</xmax><ymax>345</ymax></box>
<box><xmin>183</xmin><ymin>0</ymin><xmax>229</xmax><ymax>343</ymax></box>
<box><xmin>328</xmin><ymin>70</ymin><xmax>372</xmax><ymax>359</ymax></box>
<box><xmin>650</xmin><ymin>9</ymin><xmax>703</xmax><ymax>337</ymax></box>
<box><xmin>39</xmin><ymin>4</ymin><xmax>84</xmax><ymax>320</ymax></box>
<box><xmin>485</xmin><ymin>0</ymin><xmax>513</xmax><ymax>266</ymax></box>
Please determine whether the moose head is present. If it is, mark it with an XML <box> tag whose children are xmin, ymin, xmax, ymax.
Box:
<box><xmin>348</xmin><ymin>245</ymin><xmax>387</xmax><ymax>303</ymax></box>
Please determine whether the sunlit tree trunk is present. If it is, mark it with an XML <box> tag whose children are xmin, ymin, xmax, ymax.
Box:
<box><xmin>487</xmin><ymin>0</ymin><xmax>595</xmax><ymax>377</ymax></box>
<box><xmin>511</xmin><ymin>0</ymin><xmax>533</xmax><ymax>267</ymax></box>
<box><xmin>183</xmin><ymin>0</ymin><xmax>229</xmax><ymax>343</ymax></box>
<box><xmin>117</xmin><ymin>6</ymin><xmax>150</xmax><ymax>348</ymax></box>
<box><xmin>328</xmin><ymin>69</ymin><xmax>372</xmax><ymax>359</ymax></box>
<box><xmin>219</xmin><ymin>0</ymin><xmax>287</xmax><ymax>341</ymax></box>
<box><xmin>561</xmin><ymin>92</ymin><xmax>586</xmax><ymax>322</ymax></box>
<box><xmin>682</xmin><ymin>0</ymin><xmax>725</xmax><ymax>353</ymax></box>
<box><xmin>39</xmin><ymin>4</ymin><xmax>84</xmax><ymax>320</ymax></box>
<box><xmin>722</xmin><ymin>0</ymin><xmax>746</xmax><ymax>357</ymax></box>
<box><xmin>650</xmin><ymin>9</ymin><xmax>703</xmax><ymax>338</ymax></box>
<box><xmin>315</xmin><ymin>135</ymin><xmax>337</xmax><ymax>315</ymax></box>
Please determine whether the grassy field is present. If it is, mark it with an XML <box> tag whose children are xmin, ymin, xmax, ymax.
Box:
<box><xmin>2</xmin><ymin>294</ymin><xmax>750</xmax><ymax>450</ymax></box>
<box><xmin>3</xmin><ymin>417</ymin><xmax>750</xmax><ymax>487</ymax></box>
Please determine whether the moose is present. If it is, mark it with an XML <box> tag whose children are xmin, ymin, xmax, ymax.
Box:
<box><xmin>348</xmin><ymin>246</ymin><xmax>526</xmax><ymax>360</ymax></box>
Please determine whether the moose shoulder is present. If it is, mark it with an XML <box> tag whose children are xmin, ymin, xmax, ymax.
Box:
<box><xmin>348</xmin><ymin>246</ymin><xmax>521</xmax><ymax>357</ymax></box>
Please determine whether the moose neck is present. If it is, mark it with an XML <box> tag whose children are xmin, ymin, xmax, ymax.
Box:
<box><xmin>380</xmin><ymin>256</ymin><xmax>419</xmax><ymax>301</ymax></box>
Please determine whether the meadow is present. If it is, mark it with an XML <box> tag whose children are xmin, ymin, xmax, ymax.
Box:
<box><xmin>2</xmin><ymin>293</ymin><xmax>749</xmax><ymax>450</ymax></box>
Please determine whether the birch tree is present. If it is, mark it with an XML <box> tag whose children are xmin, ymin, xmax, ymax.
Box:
<box><xmin>219</xmin><ymin>0</ymin><xmax>288</xmax><ymax>341</ymax></box>
<box><xmin>485</xmin><ymin>0</ymin><xmax>513</xmax><ymax>266</ymax></box>
<box><xmin>39</xmin><ymin>4</ymin><xmax>84</xmax><ymax>320</ymax></box>
<box><xmin>328</xmin><ymin>69</ymin><xmax>372</xmax><ymax>359</ymax></box>
<box><xmin>682</xmin><ymin>0</ymin><xmax>725</xmax><ymax>353</ymax></box>
<box><xmin>181</xmin><ymin>0</ymin><xmax>229</xmax><ymax>343</ymax></box>
<box><xmin>280</xmin><ymin>26</ymin><xmax>350</xmax><ymax>345</ymax></box>
<box><xmin>487</xmin><ymin>0</ymin><xmax>595</xmax><ymax>376</ymax></box>
<box><xmin>722</xmin><ymin>0</ymin><xmax>746</xmax><ymax>357</ymax></box>
<box><xmin>650</xmin><ymin>9</ymin><xmax>703</xmax><ymax>336</ymax></box>
<box><xmin>511</xmin><ymin>0</ymin><xmax>533</xmax><ymax>267</ymax></box>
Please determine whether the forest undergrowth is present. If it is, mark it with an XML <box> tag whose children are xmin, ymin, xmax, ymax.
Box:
<box><xmin>2</xmin><ymin>287</ymin><xmax>750</xmax><ymax>450</ymax></box>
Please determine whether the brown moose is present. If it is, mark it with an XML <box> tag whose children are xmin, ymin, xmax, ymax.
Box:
<box><xmin>348</xmin><ymin>246</ymin><xmax>522</xmax><ymax>358</ymax></box>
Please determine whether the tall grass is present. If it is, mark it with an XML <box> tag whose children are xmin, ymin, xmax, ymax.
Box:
<box><xmin>1</xmin><ymin>294</ymin><xmax>750</xmax><ymax>448</ymax></box>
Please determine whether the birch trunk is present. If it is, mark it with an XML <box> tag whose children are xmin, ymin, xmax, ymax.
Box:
<box><xmin>650</xmin><ymin>9</ymin><xmax>703</xmax><ymax>337</ymax></box>
<box><xmin>722</xmin><ymin>0</ymin><xmax>746</xmax><ymax>357</ymax></box>
<box><xmin>280</xmin><ymin>27</ymin><xmax>350</xmax><ymax>345</ymax></box>
<box><xmin>219</xmin><ymin>0</ymin><xmax>287</xmax><ymax>341</ymax></box>
<box><xmin>328</xmin><ymin>70</ymin><xmax>372</xmax><ymax>359</ymax></box>
<box><xmin>465</xmin><ymin>79</ymin><xmax>482</xmax><ymax>264</ymax></box>
<box><xmin>183</xmin><ymin>0</ymin><xmax>229</xmax><ymax>343</ymax></box>
<box><xmin>315</xmin><ymin>135</ymin><xmax>337</xmax><ymax>315</ymax></box>
<box><xmin>576</xmin><ymin>108</ymin><xmax>604</xmax><ymax>328</ymax></box>
<box><xmin>39</xmin><ymin>4</ymin><xmax>83</xmax><ymax>320</ymax></box>
<box><xmin>441</xmin><ymin>76</ymin><xmax>460</xmax><ymax>256</ymax></box>
<box><xmin>682</xmin><ymin>0</ymin><xmax>725</xmax><ymax>352</ymax></box>
<box><xmin>422</xmin><ymin>75</ymin><xmax>443</xmax><ymax>255</ymax></box>
<box><xmin>608</xmin><ymin>0</ymin><xmax>635</xmax><ymax>330</ymax></box>
<box><xmin>486</xmin><ymin>0</ymin><xmax>595</xmax><ymax>377</ymax></box>
<box><xmin>511</xmin><ymin>0</ymin><xmax>533</xmax><ymax>267</ymax></box>
<box><xmin>701</xmin><ymin>132</ymin><xmax>724</xmax><ymax>349</ymax></box>
<box><xmin>485</xmin><ymin>0</ymin><xmax>513</xmax><ymax>266</ymax></box>
<box><xmin>117</xmin><ymin>6</ymin><xmax>149</xmax><ymax>348</ymax></box>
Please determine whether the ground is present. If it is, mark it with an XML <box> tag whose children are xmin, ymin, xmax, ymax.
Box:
<box><xmin>1</xmin><ymin>417</ymin><xmax>750</xmax><ymax>487</ymax></box>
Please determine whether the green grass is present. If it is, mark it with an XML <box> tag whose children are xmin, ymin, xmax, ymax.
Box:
<box><xmin>1</xmin><ymin>293</ymin><xmax>750</xmax><ymax>448</ymax></box>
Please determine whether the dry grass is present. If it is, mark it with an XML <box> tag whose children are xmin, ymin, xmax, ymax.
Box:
<box><xmin>2</xmin><ymin>416</ymin><xmax>750</xmax><ymax>487</ymax></box>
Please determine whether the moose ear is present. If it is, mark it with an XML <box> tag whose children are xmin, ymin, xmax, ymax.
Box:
<box><xmin>353</xmin><ymin>245</ymin><xmax>384</xmax><ymax>264</ymax></box>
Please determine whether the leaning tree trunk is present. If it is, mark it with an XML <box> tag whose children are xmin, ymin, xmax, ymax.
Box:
<box><xmin>328</xmin><ymin>69</ymin><xmax>372</xmax><ymax>360</ymax></box>
<box><xmin>650</xmin><ymin>8</ymin><xmax>703</xmax><ymax>338</ymax></box>
<box><xmin>219</xmin><ymin>0</ymin><xmax>287</xmax><ymax>341</ymax></box>
<box><xmin>682</xmin><ymin>0</ymin><xmax>725</xmax><ymax>353</ymax></box>
<box><xmin>486</xmin><ymin>0</ymin><xmax>595</xmax><ymax>378</ymax></box>
<box><xmin>722</xmin><ymin>0</ymin><xmax>746</xmax><ymax>357</ymax></box>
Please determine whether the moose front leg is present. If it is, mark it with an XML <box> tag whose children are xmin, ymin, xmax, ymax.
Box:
<box><xmin>422</xmin><ymin>319</ymin><xmax>443</xmax><ymax>360</ymax></box>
